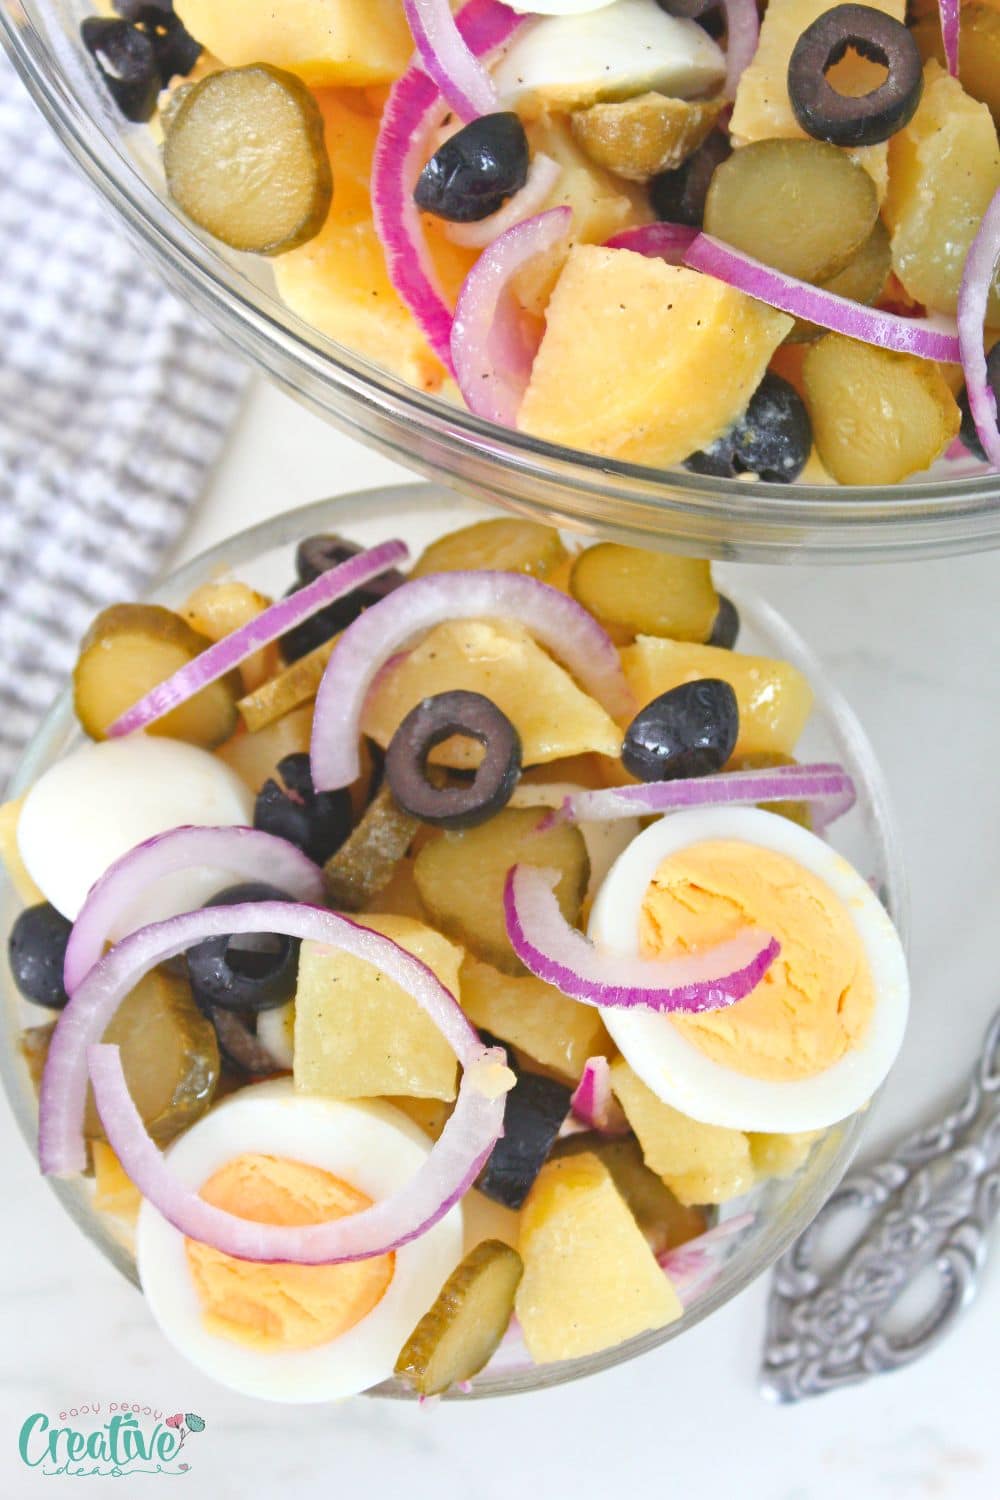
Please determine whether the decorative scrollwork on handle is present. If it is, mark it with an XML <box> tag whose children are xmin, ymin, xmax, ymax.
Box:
<box><xmin>761</xmin><ymin>1009</ymin><xmax>1000</xmax><ymax>1403</ymax></box>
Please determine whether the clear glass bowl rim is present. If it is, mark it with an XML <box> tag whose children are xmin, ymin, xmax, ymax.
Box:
<box><xmin>0</xmin><ymin>483</ymin><xmax>909</xmax><ymax>1399</ymax></box>
<box><xmin>4</xmin><ymin>0</ymin><xmax>1000</xmax><ymax>562</ymax></box>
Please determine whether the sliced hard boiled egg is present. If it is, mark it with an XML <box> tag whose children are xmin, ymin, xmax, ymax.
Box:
<box><xmin>508</xmin><ymin>781</ymin><xmax>640</xmax><ymax>900</ymax></box>
<box><xmin>17</xmin><ymin>737</ymin><xmax>253</xmax><ymax>928</ymax></box>
<box><xmin>589</xmin><ymin>806</ymin><xmax>908</xmax><ymax>1133</ymax></box>
<box><xmin>136</xmin><ymin>1079</ymin><xmax>464</xmax><ymax>1402</ymax></box>
<box><xmin>492</xmin><ymin>0</ymin><xmax>726</xmax><ymax>118</ymax></box>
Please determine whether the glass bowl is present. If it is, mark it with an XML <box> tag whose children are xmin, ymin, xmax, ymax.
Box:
<box><xmin>3</xmin><ymin>0</ymin><xmax>1000</xmax><ymax>563</ymax></box>
<box><xmin>0</xmin><ymin>484</ymin><xmax>907</xmax><ymax>1399</ymax></box>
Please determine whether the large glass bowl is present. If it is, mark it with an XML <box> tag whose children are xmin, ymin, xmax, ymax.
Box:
<box><xmin>0</xmin><ymin>484</ymin><xmax>907</xmax><ymax>1398</ymax></box>
<box><xmin>3</xmin><ymin>0</ymin><xmax>1000</xmax><ymax>562</ymax></box>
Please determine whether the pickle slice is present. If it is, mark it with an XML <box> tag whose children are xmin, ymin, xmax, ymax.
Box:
<box><xmin>238</xmin><ymin>637</ymin><xmax>337</xmax><ymax>734</ymax></box>
<box><xmin>164</xmin><ymin>64</ymin><xmax>333</xmax><ymax>255</ymax></box>
<box><xmin>73</xmin><ymin>602</ymin><xmax>239</xmax><ymax>747</ymax></box>
<box><xmin>569</xmin><ymin>543</ymin><xmax>718</xmax><ymax>643</ymax></box>
<box><xmin>704</xmin><ymin>139</ymin><xmax>879</xmax><ymax>284</ymax></box>
<box><xmin>394</xmin><ymin>1239</ymin><xmax>524</xmax><ymax>1396</ymax></box>
<box><xmin>411</xmin><ymin>519</ymin><xmax>568</xmax><ymax>581</ymax></box>
<box><xmin>786</xmin><ymin>220</ymin><xmax>891</xmax><ymax>344</ymax></box>
<box><xmin>571</xmin><ymin>93</ymin><xmax>724</xmax><ymax>181</ymax></box>
<box><xmin>323</xmin><ymin>783</ymin><xmax>419</xmax><ymax>912</ymax></box>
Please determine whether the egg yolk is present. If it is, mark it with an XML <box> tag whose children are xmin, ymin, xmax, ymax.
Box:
<box><xmin>184</xmin><ymin>1154</ymin><xmax>394</xmax><ymax>1351</ymax></box>
<box><xmin>639</xmin><ymin>839</ymin><xmax>875</xmax><ymax>1082</ymax></box>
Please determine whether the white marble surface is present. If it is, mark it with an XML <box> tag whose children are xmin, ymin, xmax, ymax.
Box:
<box><xmin>3</xmin><ymin>378</ymin><xmax>1000</xmax><ymax>1499</ymax></box>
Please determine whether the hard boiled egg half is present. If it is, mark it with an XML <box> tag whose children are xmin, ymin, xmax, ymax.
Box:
<box><xmin>588</xmin><ymin>806</ymin><xmax>908</xmax><ymax>1133</ymax></box>
<box><xmin>137</xmin><ymin>1080</ymin><xmax>463</xmax><ymax>1401</ymax></box>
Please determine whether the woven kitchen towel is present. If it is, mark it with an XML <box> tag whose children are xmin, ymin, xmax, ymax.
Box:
<box><xmin>0</xmin><ymin>52</ymin><xmax>247</xmax><ymax>789</ymax></box>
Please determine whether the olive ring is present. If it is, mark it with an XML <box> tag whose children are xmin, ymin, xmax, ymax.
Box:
<box><xmin>787</xmin><ymin>3</ymin><xmax>924</xmax><ymax>149</ymax></box>
<box><xmin>385</xmin><ymin>690</ymin><xmax>522</xmax><ymax>829</ymax></box>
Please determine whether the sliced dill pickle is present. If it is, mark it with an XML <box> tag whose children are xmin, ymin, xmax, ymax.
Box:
<box><xmin>413</xmin><ymin>808</ymin><xmax>589</xmax><ymax>974</ymax></box>
<box><xmin>728</xmin><ymin>750</ymin><xmax>812</xmax><ymax>828</ymax></box>
<box><xmin>164</xmin><ymin>64</ymin><xmax>333</xmax><ymax>255</ymax></box>
<box><xmin>411</xmin><ymin>519</ymin><xmax>568</xmax><ymax>581</ymax></box>
<box><xmin>570</xmin><ymin>93</ymin><xmax>724</xmax><ymax>181</ymax></box>
<box><xmin>73</xmin><ymin>602</ymin><xmax>240</xmax><ymax>747</ymax></box>
<box><xmin>786</xmin><ymin>220</ymin><xmax>891</xmax><ymax>344</ymax></box>
<box><xmin>323</xmin><ymin>783</ymin><xmax>419</xmax><ymax>912</ymax></box>
<box><xmin>238</xmin><ymin>637</ymin><xmax>337</xmax><ymax>733</ymax></box>
<box><xmin>84</xmin><ymin>969</ymin><xmax>219</xmax><ymax>1144</ymax></box>
<box><xmin>394</xmin><ymin>1239</ymin><xmax>524</xmax><ymax>1395</ymax></box>
<box><xmin>704</xmin><ymin>139</ymin><xmax>878</xmax><ymax>284</ymax></box>
<box><xmin>569</xmin><ymin>543</ymin><xmax>718</xmax><ymax>644</ymax></box>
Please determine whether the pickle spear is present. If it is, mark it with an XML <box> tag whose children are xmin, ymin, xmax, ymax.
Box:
<box><xmin>395</xmin><ymin>1239</ymin><xmax>524</xmax><ymax>1396</ymax></box>
<box><xmin>164</xmin><ymin>64</ymin><xmax>333</xmax><ymax>255</ymax></box>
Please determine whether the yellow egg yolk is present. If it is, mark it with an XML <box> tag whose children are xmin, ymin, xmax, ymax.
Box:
<box><xmin>639</xmin><ymin>839</ymin><xmax>875</xmax><ymax>1082</ymax></box>
<box><xmin>184</xmin><ymin>1154</ymin><xmax>394</xmax><ymax>1351</ymax></box>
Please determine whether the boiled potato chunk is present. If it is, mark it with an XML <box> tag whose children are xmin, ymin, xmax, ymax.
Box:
<box><xmin>570</xmin><ymin>93</ymin><xmax>723</xmax><ymax>181</ymax></box>
<box><xmin>620</xmin><ymin>637</ymin><xmax>814</xmax><ymax>758</ymax></box>
<box><xmin>0</xmin><ymin>799</ymin><xmax>43</xmax><ymax>904</ymax></box>
<box><xmin>275</xmin><ymin>91</ymin><xmax>475</xmax><ymax>391</ymax></box>
<box><xmin>518</xmin><ymin>248</ymin><xmax>791</xmax><ymax>467</ymax></box>
<box><xmin>570</xmin><ymin>544</ymin><xmax>718</xmax><ymax>643</ymax></box>
<box><xmin>172</xmin><ymin>0</ymin><xmax>414</xmax><ymax>86</ymax></box>
<box><xmin>729</xmin><ymin>0</ymin><xmax>905</xmax><ymax>200</ymax></box>
<box><xmin>216</xmin><ymin>704</ymin><xmax>314</xmax><ymax>794</ymax></box>
<box><xmin>92</xmin><ymin>1142</ymin><xmax>141</xmax><ymax>1222</ymax></box>
<box><xmin>516</xmin><ymin>1151</ymin><xmax>683</xmax><ymax>1363</ymax></box>
<box><xmin>556</xmin><ymin>1134</ymin><xmax>707</xmax><ymax>1255</ymax></box>
<box><xmin>385</xmin><ymin>1095</ymin><xmax>453</xmax><ymax>1140</ymax></box>
<box><xmin>412</xmin><ymin>519</ymin><xmax>567</xmax><ymax>581</ymax></box>
<box><xmin>182</xmin><ymin>579</ymin><xmax>275</xmax><ymax>693</ymax></box>
<box><xmin>362</xmin><ymin>619</ymin><xmax>622</xmax><ymax>768</ymax></box>
<box><xmin>413</xmin><ymin>808</ymin><xmax>589</xmax><ymax>974</ymax></box>
<box><xmin>914</xmin><ymin>6</ymin><xmax>1000</xmax><ymax>130</ymax></box>
<box><xmin>885</xmin><ymin>62</ymin><xmax>1000</xmax><ymax>319</ymax></box>
<box><xmin>802</xmin><ymin>334</ymin><xmax>960</xmax><ymax>485</ymax></box>
<box><xmin>749</xmin><ymin>1130</ymin><xmax>821</xmax><ymax>1178</ymax></box>
<box><xmin>293</xmin><ymin>915</ymin><xmax>463</xmax><ymax>1101</ymax></box>
<box><xmin>459</xmin><ymin>957</ymin><xmax>611</xmax><ymax>1083</ymax></box>
<box><xmin>611</xmin><ymin>1059</ymin><xmax>754</xmax><ymax>1205</ymax></box>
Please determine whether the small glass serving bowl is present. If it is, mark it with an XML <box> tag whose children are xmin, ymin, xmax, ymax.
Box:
<box><xmin>3</xmin><ymin>0</ymin><xmax>1000</xmax><ymax>562</ymax></box>
<box><xmin>0</xmin><ymin>484</ymin><xmax>907</xmax><ymax>1399</ymax></box>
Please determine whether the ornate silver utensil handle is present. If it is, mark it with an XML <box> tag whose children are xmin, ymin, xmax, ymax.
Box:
<box><xmin>761</xmin><ymin>1007</ymin><xmax>1000</xmax><ymax>1402</ymax></box>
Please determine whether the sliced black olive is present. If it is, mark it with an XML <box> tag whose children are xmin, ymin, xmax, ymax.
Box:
<box><xmin>80</xmin><ymin>16</ymin><xmax>161</xmax><ymax>123</ymax></box>
<box><xmin>254</xmin><ymin>751</ymin><xmax>352</xmax><ymax>864</ymax></box>
<box><xmin>707</xmin><ymin>594</ymin><xmax>741</xmax><ymax>650</ymax></box>
<box><xmin>186</xmin><ymin>882</ymin><xmax>300</xmax><ymax>1014</ymax></box>
<box><xmin>207</xmin><ymin>1005</ymin><xmax>284</xmax><ymax>1076</ymax></box>
<box><xmin>655</xmin><ymin>0</ymin><xmax>717</xmax><ymax>17</ymax></box>
<box><xmin>476</xmin><ymin>1031</ymin><xmax>570</xmax><ymax>1210</ymax></box>
<box><xmin>385</xmin><ymin>690</ymin><xmax>522</xmax><ymax>830</ymax></box>
<box><xmin>787</xmin><ymin>3</ymin><xmax>924</xmax><ymax>148</ymax></box>
<box><xmin>649</xmin><ymin>129</ymin><xmax>731</xmax><ymax>228</ymax></box>
<box><xmin>622</xmin><ymin>679</ymin><xmax>739</xmax><ymax>782</ymax></box>
<box><xmin>112</xmin><ymin>1</ymin><xmax>202</xmax><ymax>82</ymax></box>
<box><xmin>280</xmin><ymin>534</ymin><xmax>406</xmax><ymax>662</ymax></box>
<box><xmin>415</xmin><ymin>112</ymin><xmax>530</xmax><ymax>223</ymax></box>
<box><xmin>8</xmin><ymin>903</ymin><xmax>72</xmax><ymax>1010</ymax></box>
<box><xmin>685</xmin><ymin>372</ymin><xmax>813</xmax><ymax>483</ymax></box>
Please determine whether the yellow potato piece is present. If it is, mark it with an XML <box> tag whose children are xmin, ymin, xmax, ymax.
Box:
<box><xmin>517</xmin><ymin>1151</ymin><xmax>682</xmax><ymax>1363</ymax></box>
<box><xmin>92</xmin><ymin>1141</ymin><xmax>142</xmax><ymax>1223</ymax></box>
<box><xmin>182</xmin><ymin>579</ymin><xmax>276</xmax><ymax>693</ymax></box>
<box><xmin>459</xmin><ymin>957</ymin><xmax>611</xmax><ymax>1084</ymax></box>
<box><xmin>885</xmin><ymin>61</ymin><xmax>1000</xmax><ymax>319</ymax></box>
<box><xmin>215</xmin><ymin>704</ymin><xmax>314</xmax><ymax>795</ymax></box>
<box><xmin>748</xmin><ymin>1130</ymin><xmax>821</xmax><ymax>1179</ymax></box>
<box><xmin>620</xmin><ymin>637</ymin><xmax>814</xmax><ymax>759</ymax></box>
<box><xmin>729</xmin><ymin>0</ymin><xmax>906</xmax><ymax>201</ymax></box>
<box><xmin>276</xmin><ymin>90</ymin><xmax>475</xmax><ymax>391</ymax></box>
<box><xmin>0</xmin><ymin>799</ymin><xmax>43</xmax><ymax>904</ymax></box>
<box><xmin>172</xmin><ymin>0</ymin><xmax>413</xmax><ymax>87</ymax></box>
<box><xmin>293</xmin><ymin>915</ymin><xmax>463</xmax><ymax>1101</ymax></box>
<box><xmin>362</xmin><ymin>618</ymin><xmax>622</xmax><ymax>768</ymax></box>
<box><xmin>517</xmin><ymin>247</ymin><xmax>791</xmax><ymax>468</ymax></box>
<box><xmin>611</xmin><ymin>1060</ymin><xmax>754</xmax><ymax>1206</ymax></box>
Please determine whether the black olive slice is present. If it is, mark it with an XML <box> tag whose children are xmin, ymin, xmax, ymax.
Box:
<box><xmin>788</xmin><ymin>3</ymin><xmax>924</xmax><ymax>148</ymax></box>
<box><xmin>385</xmin><ymin>690</ymin><xmax>521</xmax><ymax>829</ymax></box>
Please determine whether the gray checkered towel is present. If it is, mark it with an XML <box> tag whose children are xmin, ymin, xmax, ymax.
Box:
<box><xmin>0</xmin><ymin>53</ymin><xmax>247</xmax><ymax>789</ymax></box>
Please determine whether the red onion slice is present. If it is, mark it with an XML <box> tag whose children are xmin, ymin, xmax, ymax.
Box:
<box><xmin>685</xmin><ymin>234</ymin><xmax>962</xmax><ymax>363</ymax></box>
<box><xmin>503</xmin><ymin>864</ymin><xmax>779</xmax><ymax>1013</ymax></box>
<box><xmin>957</xmin><ymin>186</ymin><xmax>1000</xmax><ymax>469</ymax></box>
<box><xmin>722</xmin><ymin>0</ymin><xmax>760</xmax><ymax>97</ymax></box>
<box><xmin>108</xmin><ymin>540</ymin><xmax>408</xmax><ymax>739</ymax></box>
<box><xmin>63</xmin><ymin>824</ymin><xmax>324</xmax><ymax>994</ymax></box>
<box><xmin>659</xmin><ymin>1212</ymin><xmax>755</xmax><ymax>1301</ymax></box>
<box><xmin>402</xmin><ymin>0</ymin><xmax>500</xmax><ymax>120</ymax></box>
<box><xmin>452</xmin><ymin>207</ymin><xmax>571</xmax><ymax>424</ymax></box>
<box><xmin>939</xmin><ymin>0</ymin><xmax>960</xmax><ymax>76</ymax></box>
<box><xmin>372</xmin><ymin>0</ymin><xmax>526</xmax><ymax>371</ymax></box>
<box><xmin>546</xmin><ymin>763</ymin><xmax>856</xmax><ymax>837</ymax></box>
<box><xmin>309</xmin><ymin>570</ymin><xmax>632</xmax><ymax>791</ymax></box>
<box><xmin>570</xmin><ymin>1056</ymin><xmax>629</xmax><ymax>1136</ymax></box>
<box><xmin>445</xmin><ymin>153</ymin><xmax>562</xmax><ymax>249</ymax></box>
<box><xmin>605</xmin><ymin>222</ymin><xmax>698</xmax><ymax>261</ymax></box>
<box><xmin>42</xmin><ymin>903</ymin><xmax>513</xmax><ymax>1259</ymax></box>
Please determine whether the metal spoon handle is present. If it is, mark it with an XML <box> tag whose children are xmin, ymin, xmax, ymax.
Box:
<box><xmin>761</xmin><ymin>1008</ymin><xmax>1000</xmax><ymax>1402</ymax></box>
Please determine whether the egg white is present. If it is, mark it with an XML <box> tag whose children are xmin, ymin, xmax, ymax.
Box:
<box><xmin>136</xmin><ymin>1080</ymin><xmax>463</xmax><ymax>1402</ymax></box>
<box><xmin>589</xmin><ymin>806</ymin><xmax>909</xmax><ymax>1133</ymax></box>
<box><xmin>18</xmin><ymin>737</ymin><xmax>253</xmax><ymax>926</ymax></box>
